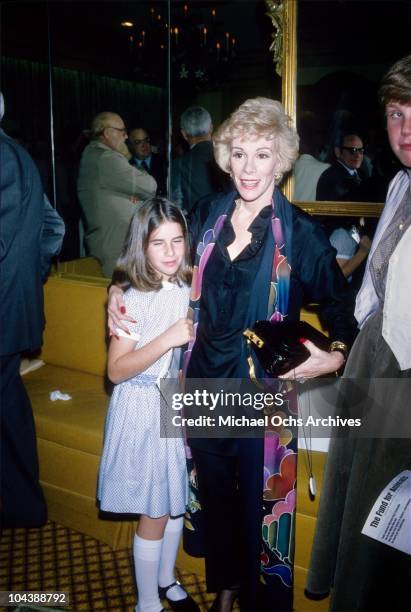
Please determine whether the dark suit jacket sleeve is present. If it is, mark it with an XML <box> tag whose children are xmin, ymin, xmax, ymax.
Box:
<box><xmin>0</xmin><ymin>143</ymin><xmax>23</xmax><ymax>262</ymax></box>
<box><xmin>0</xmin><ymin>134</ymin><xmax>47</xmax><ymax>354</ymax></box>
<box><xmin>40</xmin><ymin>195</ymin><xmax>65</xmax><ymax>281</ymax></box>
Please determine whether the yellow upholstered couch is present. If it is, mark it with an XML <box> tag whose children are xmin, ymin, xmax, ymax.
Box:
<box><xmin>24</xmin><ymin>275</ymin><xmax>129</xmax><ymax>546</ymax></box>
<box><xmin>23</xmin><ymin>264</ymin><xmax>329</xmax><ymax>600</ymax></box>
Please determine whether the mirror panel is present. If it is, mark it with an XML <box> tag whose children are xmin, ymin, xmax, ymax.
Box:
<box><xmin>1</xmin><ymin>1</ymin><xmax>170</xmax><ymax>270</ymax></box>
<box><xmin>294</xmin><ymin>0</ymin><xmax>411</xmax><ymax>210</ymax></box>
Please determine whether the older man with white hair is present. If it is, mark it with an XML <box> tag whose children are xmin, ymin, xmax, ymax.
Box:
<box><xmin>77</xmin><ymin>112</ymin><xmax>157</xmax><ymax>276</ymax></box>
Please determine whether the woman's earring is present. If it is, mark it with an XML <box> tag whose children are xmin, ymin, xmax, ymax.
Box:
<box><xmin>274</xmin><ymin>173</ymin><xmax>281</xmax><ymax>182</ymax></box>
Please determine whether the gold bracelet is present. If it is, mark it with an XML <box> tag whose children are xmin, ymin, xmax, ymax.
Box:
<box><xmin>329</xmin><ymin>341</ymin><xmax>348</xmax><ymax>361</ymax></box>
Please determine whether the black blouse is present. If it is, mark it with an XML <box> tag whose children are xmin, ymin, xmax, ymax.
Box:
<box><xmin>187</xmin><ymin>194</ymin><xmax>357</xmax><ymax>375</ymax></box>
<box><xmin>187</xmin><ymin>203</ymin><xmax>272</xmax><ymax>379</ymax></box>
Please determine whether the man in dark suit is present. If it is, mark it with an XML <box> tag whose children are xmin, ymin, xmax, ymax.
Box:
<box><xmin>316</xmin><ymin>131</ymin><xmax>376</xmax><ymax>242</ymax></box>
<box><xmin>171</xmin><ymin>106</ymin><xmax>228</xmax><ymax>215</ymax></box>
<box><xmin>128</xmin><ymin>127</ymin><xmax>167</xmax><ymax>196</ymax></box>
<box><xmin>0</xmin><ymin>92</ymin><xmax>65</xmax><ymax>528</ymax></box>
<box><xmin>316</xmin><ymin>132</ymin><xmax>365</xmax><ymax>201</ymax></box>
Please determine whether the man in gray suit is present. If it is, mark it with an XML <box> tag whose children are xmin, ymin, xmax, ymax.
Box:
<box><xmin>77</xmin><ymin>112</ymin><xmax>157</xmax><ymax>277</ymax></box>
<box><xmin>0</xmin><ymin>91</ymin><xmax>65</xmax><ymax>527</ymax></box>
<box><xmin>171</xmin><ymin>106</ymin><xmax>227</xmax><ymax>216</ymax></box>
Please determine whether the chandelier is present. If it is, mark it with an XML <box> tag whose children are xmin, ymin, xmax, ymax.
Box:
<box><xmin>121</xmin><ymin>3</ymin><xmax>238</xmax><ymax>89</ymax></box>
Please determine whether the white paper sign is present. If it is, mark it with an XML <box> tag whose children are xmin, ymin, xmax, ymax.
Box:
<box><xmin>361</xmin><ymin>470</ymin><xmax>411</xmax><ymax>555</ymax></box>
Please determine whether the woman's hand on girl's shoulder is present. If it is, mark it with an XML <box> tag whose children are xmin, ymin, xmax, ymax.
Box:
<box><xmin>164</xmin><ymin>317</ymin><xmax>194</xmax><ymax>349</ymax></box>
<box><xmin>278</xmin><ymin>339</ymin><xmax>345</xmax><ymax>380</ymax></box>
<box><xmin>107</xmin><ymin>285</ymin><xmax>136</xmax><ymax>336</ymax></box>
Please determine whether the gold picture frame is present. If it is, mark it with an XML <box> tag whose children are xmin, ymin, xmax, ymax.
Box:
<box><xmin>267</xmin><ymin>0</ymin><xmax>384</xmax><ymax>218</ymax></box>
<box><xmin>293</xmin><ymin>201</ymin><xmax>384</xmax><ymax>217</ymax></box>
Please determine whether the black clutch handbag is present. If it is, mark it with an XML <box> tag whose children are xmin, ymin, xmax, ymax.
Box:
<box><xmin>243</xmin><ymin>320</ymin><xmax>330</xmax><ymax>377</ymax></box>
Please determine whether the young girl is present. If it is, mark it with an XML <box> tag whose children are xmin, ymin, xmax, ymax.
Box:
<box><xmin>98</xmin><ymin>198</ymin><xmax>198</xmax><ymax>612</ymax></box>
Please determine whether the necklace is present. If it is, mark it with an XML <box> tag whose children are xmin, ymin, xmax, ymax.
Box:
<box><xmin>298</xmin><ymin>387</ymin><xmax>317</xmax><ymax>500</ymax></box>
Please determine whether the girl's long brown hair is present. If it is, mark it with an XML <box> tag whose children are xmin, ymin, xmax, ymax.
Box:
<box><xmin>115</xmin><ymin>198</ymin><xmax>192</xmax><ymax>291</ymax></box>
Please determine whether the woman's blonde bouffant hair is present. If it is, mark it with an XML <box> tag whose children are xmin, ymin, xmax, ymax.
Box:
<box><xmin>213</xmin><ymin>97</ymin><xmax>299</xmax><ymax>183</ymax></box>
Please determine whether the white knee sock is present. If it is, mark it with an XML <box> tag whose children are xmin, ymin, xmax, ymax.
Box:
<box><xmin>158</xmin><ymin>516</ymin><xmax>187</xmax><ymax>602</ymax></box>
<box><xmin>133</xmin><ymin>534</ymin><xmax>163</xmax><ymax>612</ymax></box>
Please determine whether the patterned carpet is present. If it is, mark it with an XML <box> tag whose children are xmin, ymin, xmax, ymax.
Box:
<box><xmin>0</xmin><ymin>521</ymin><xmax>214</xmax><ymax>611</ymax></box>
<box><xmin>0</xmin><ymin>522</ymin><xmax>327</xmax><ymax>612</ymax></box>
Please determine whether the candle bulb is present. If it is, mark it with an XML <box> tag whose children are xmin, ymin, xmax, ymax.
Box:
<box><xmin>231</xmin><ymin>37</ymin><xmax>236</xmax><ymax>49</ymax></box>
<box><xmin>184</xmin><ymin>4</ymin><xmax>188</xmax><ymax>18</ymax></box>
<box><xmin>141</xmin><ymin>30</ymin><xmax>145</xmax><ymax>47</ymax></box>
<box><xmin>211</xmin><ymin>8</ymin><xmax>216</xmax><ymax>20</ymax></box>
<box><xmin>203</xmin><ymin>26</ymin><xmax>207</xmax><ymax>46</ymax></box>
<box><xmin>174</xmin><ymin>26</ymin><xmax>179</xmax><ymax>45</ymax></box>
<box><xmin>216</xmin><ymin>41</ymin><xmax>221</xmax><ymax>61</ymax></box>
<box><xmin>225</xmin><ymin>31</ymin><xmax>230</xmax><ymax>52</ymax></box>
